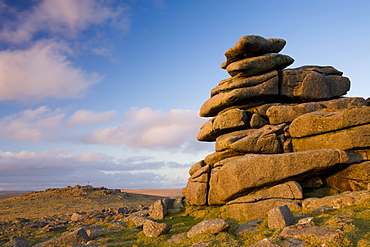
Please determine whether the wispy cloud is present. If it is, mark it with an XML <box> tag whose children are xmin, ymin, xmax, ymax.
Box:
<box><xmin>0</xmin><ymin>0</ymin><xmax>130</xmax><ymax>44</ymax></box>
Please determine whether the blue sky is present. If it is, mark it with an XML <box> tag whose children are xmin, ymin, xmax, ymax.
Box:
<box><xmin>0</xmin><ymin>0</ymin><xmax>369</xmax><ymax>191</ymax></box>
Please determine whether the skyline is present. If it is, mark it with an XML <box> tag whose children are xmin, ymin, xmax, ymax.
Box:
<box><xmin>0</xmin><ymin>0</ymin><xmax>370</xmax><ymax>191</ymax></box>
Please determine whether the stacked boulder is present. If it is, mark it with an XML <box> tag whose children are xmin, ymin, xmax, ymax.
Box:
<box><xmin>183</xmin><ymin>35</ymin><xmax>370</xmax><ymax>211</ymax></box>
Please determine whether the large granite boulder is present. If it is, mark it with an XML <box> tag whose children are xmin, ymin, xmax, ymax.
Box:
<box><xmin>208</xmin><ymin>149</ymin><xmax>349</xmax><ymax>205</ymax></box>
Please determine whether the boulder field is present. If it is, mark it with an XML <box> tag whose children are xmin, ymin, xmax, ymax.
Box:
<box><xmin>183</xmin><ymin>35</ymin><xmax>370</xmax><ymax>219</ymax></box>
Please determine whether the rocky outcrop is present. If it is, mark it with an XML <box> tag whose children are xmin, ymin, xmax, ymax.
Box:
<box><xmin>183</xmin><ymin>35</ymin><xmax>370</xmax><ymax>220</ymax></box>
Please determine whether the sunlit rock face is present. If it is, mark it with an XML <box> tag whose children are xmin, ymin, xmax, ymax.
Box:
<box><xmin>183</xmin><ymin>35</ymin><xmax>370</xmax><ymax>211</ymax></box>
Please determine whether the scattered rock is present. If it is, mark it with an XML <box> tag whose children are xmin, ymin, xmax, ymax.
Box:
<box><xmin>187</xmin><ymin>218</ymin><xmax>230</xmax><ymax>238</ymax></box>
<box><xmin>281</xmin><ymin>224</ymin><xmax>344</xmax><ymax>242</ymax></box>
<box><xmin>236</xmin><ymin>219</ymin><xmax>264</xmax><ymax>235</ymax></box>
<box><xmin>149</xmin><ymin>199</ymin><xmax>168</xmax><ymax>220</ymax></box>
<box><xmin>302</xmin><ymin>190</ymin><xmax>370</xmax><ymax>212</ymax></box>
<box><xmin>4</xmin><ymin>237</ymin><xmax>30</xmax><ymax>247</ymax></box>
<box><xmin>34</xmin><ymin>228</ymin><xmax>90</xmax><ymax>247</ymax></box>
<box><xmin>267</xmin><ymin>205</ymin><xmax>294</xmax><ymax>229</ymax></box>
<box><xmin>142</xmin><ymin>220</ymin><xmax>171</xmax><ymax>237</ymax></box>
<box><xmin>70</xmin><ymin>212</ymin><xmax>88</xmax><ymax>222</ymax></box>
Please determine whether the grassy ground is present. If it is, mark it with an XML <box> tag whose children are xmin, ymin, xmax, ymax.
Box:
<box><xmin>1</xmin><ymin>186</ymin><xmax>370</xmax><ymax>246</ymax></box>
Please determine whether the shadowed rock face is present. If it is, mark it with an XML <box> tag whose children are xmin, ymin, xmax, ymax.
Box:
<box><xmin>184</xmin><ymin>34</ymin><xmax>370</xmax><ymax>210</ymax></box>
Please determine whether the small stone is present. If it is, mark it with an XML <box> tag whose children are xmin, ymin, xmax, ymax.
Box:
<box><xmin>236</xmin><ymin>219</ymin><xmax>264</xmax><ymax>235</ymax></box>
<box><xmin>187</xmin><ymin>218</ymin><xmax>230</xmax><ymax>238</ymax></box>
<box><xmin>267</xmin><ymin>205</ymin><xmax>294</xmax><ymax>229</ymax></box>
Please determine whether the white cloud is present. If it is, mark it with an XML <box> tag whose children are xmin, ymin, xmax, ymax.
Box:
<box><xmin>0</xmin><ymin>0</ymin><xmax>130</xmax><ymax>44</ymax></box>
<box><xmin>84</xmin><ymin>107</ymin><xmax>208</xmax><ymax>151</ymax></box>
<box><xmin>0</xmin><ymin>40</ymin><xmax>102</xmax><ymax>102</ymax></box>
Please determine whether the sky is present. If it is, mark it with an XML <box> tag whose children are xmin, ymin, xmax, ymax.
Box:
<box><xmin>0</xmin><ymin>0</ymin><xmax>370</xmax><ymax>191</ymax></box>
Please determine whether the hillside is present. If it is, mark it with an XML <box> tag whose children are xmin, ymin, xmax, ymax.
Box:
<box><xmin>0</xmin><ymin>185</ymin><xmax>163</xmax><ymax>221</ymax></box>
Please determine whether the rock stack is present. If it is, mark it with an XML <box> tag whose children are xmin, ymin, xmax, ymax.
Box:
<box><xmin>183</xmin><ymin>35</ymin><xmax>370</xmax><ymax>212</ymax></box>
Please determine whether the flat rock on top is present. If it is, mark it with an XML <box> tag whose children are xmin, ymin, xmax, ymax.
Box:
<box><xmin>221</xmin><ymin>35</ymin><xmax>286</xmax><ymax>69</ymax></box>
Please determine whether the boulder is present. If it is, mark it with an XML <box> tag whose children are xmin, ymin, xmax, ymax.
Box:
<box><xmin>70</xmin><ymin>212</ymin><xmax>88</xmax><ymax>222</ymax></box>
<box><xmin>211</xmin><ymin>71</ymin><xmax>278</xmax><ymax>96</ymax></box>
<box><xmin>281</xmin><ymin>224</ymin><xmax>344</xmax><ymax>242</ymax></box>
<box><xmin>266</xmin><ymin>97</ymin><xmax>368</xmax><ymax>125</ymax></box>
<box><xmin>229</xmin><ymin>124</ymin><xmax>287</xmax><ymax>154</ymax></box>
<box><xmin>143</xmin><ymin>220</ymin><xmax>172</xmax><ymax>238</ymax></box>
<box><xmin>266</xmin><ymin>102</ymin><xmax>324</xmax><ymax>124</ymax></box>
<box><xmin>250</xmin><ymin>113</ymin><xmax>268</xmax><ymax>128</ymax></box>
<box><xmin>149</xmin><ymin>199</ymin><xmax>168</xmax><ymax>220</ymax></box>
<box><xmin>219</xmin><ymin>199</ymin><xmax>301</xmax><ymax>221</ymax></box>
<box><xmin>324</xmin><ymin>161</ymin><xmax>370</xmax><ymax>192</ymax></box>
<box><xmin>187</xmin><ymin>218</ymin><xmax>230</xmax><ymax>238</ymax></box>
<box><xmin>189</xmin><ymin>160</ymin><xmax>206</xmax><ymax>176</ymax></box>
<box><xmin>123</xmin><ymin>216</ymin><xmax>155</xmax><ymax>228</ymax></box>
<box><xmin>182</xmin><ymin>181</ymin><xmax>208</xmax><ymax>206</ymax></box>
<box><xmin>143</xmin><ymin>220</ymin><xmax>171</xmax><ymax>237</ymax></box>
<box><xmin>200</xmin><ymin>76</ymin><xmax>279</xmax><ymax>117</ymax></box>
<box><xmin>197</xmin><ymin>108</ymin><xmax>249</xmax><ymax>141</ymax></box>
<box><xmin>204</xmin><ymin>150</ymin><xmax>245</xmax><ymax>167</ymax></box>
<box><xmin>289</xmin><ymin>106</ymin><xmax>370</xmax><ymax>138</ymax></box>
<box><xmin>4</xmin><ymin>237</ymin><xmax>30</xmax><ymax>247</ymax></box>
<box><xmin>236</xmin><ymin>219</ymin><xmax>265</xmax><ymax>235</ymax></box>
<box><xmin>249</xmin><ymin>238</ymin><xmax>279</xmax><ymax>247</ymax></box>
<box><xmin>226</xmin><ymin>53</ymin><xmax>294</xmax><ymax>77</ymax></box>
<box><xmin>188</xmin><ymin>164</ymin><xmax>210</xmax><ymax>183</ymax></box>
<box><xmin>280</xmin><ymin>66</ymin><xmax>350</xmax><ymax>101</ymax></box>
<box><xmin>226</xmin><ymin>181</ymin><xmax>303</xmax><ymax>204</ymax></box>
<box><xmin>267</xmin><ymin>205</ymin><xmax>294</xmax><ymax>229</ymax></box>
<box><xmin>302</xmin><ymin>190</ymin><xmax>370</xmax><ymax>212</ymax></box>
<box><xmin>292</xmin><ymin>124</ymin><xmax>370</xmax><ymax>152</ymax></box>
<box><xmin>208</xmin><ymin>149</ymin><xmax>349</xmax><ymax>205</ymax></box>
<box><xmin>221</xmin><ymin>35</ymin><xmax>286</xmax><ymax>69</ymax></box>
<box><xmin>34</xmin><ymin>228</ymin><xmax>90</xmax><ymax>247</ymax></box>
<box><xmin>215</xmin><ymin>124</ymin><xmax>287</xmax><ymax>153</ymax></box>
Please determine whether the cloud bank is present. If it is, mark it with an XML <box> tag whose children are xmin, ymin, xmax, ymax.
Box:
<box><xmin>0</xmin><ymin>149</ymin><xmax>190</xmax><ymax>191</ymax></box>
<box><xmin>0</xmin><ymin>106</ymin><xmax>210</xmax><ymax>152</ymax></box>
